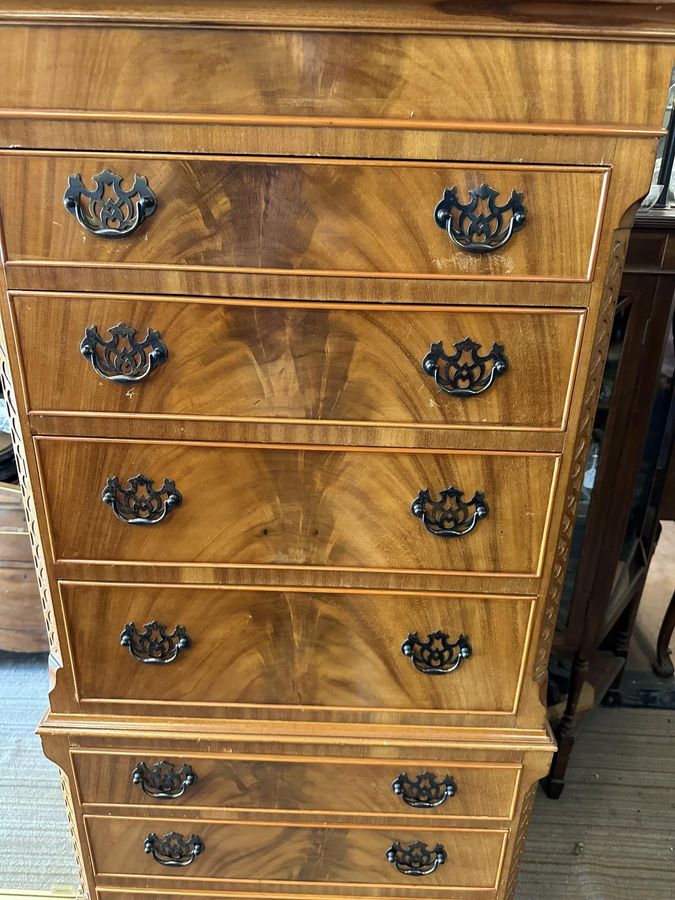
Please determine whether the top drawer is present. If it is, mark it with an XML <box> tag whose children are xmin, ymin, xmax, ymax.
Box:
<box><xmin>0</xmin><ymin>26</ymin><xmax>669</xmax><ymax>134</ymax></box>
<box><xmin>0</xmin><ymin>154</ymin><xmax>608</xmax><ymax>283</ymax></box>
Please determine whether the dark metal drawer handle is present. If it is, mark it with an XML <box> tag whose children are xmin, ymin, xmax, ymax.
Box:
<box><xmin>102</xmin><ymin>474</ymin><xmax>182</xmax><ymax>526</ymax></box>
<box><xmin>402</xmin><ymin>631</ymin><xmax>472</xmax><ymax>675</ymax></box>
<box><xmin>81</xmin><ymin>323</ymin><xmax>168</xmax><ymax>384</ymax></box>
<box><xmin>412</xmin><ymin>486</ymin><xmax>487</xmax><ymax>538</ymax></box>
<box><xmin>64</xmin><ymin>168</ymin><xmax>157</xmax><ymax>238</ymax></box>
<box><xmin>434</xmin><ymin>183</ymin><xmax>526</xmax><ymax>253</ymax></box>
<box><xmin>392</xmin><ymin>772</ymin><xmax>457</xmax><ymax>808</ymax></box>
<box><xmin>144</xmin><ymin>832</ymin><xmax>204</xmax><ymax>867</ymax></box>
<box><xmin>386</xmin><ymin>840</ymin><xmax>447</xmax><ymax>877</ymax></box>
<box><xmin>120</xmin><ymin>621</ymin><xmax>191</xmax><ymax>664</ymax></box>
<box><xmin>132</xmin><ymin>761</ymin><xmax>197</xmax><ymax>799</ymax></box>
<box><xmin>422</xmin><ymin>338</ymin><xmax>508</xmax><ymax>397</ymax></box>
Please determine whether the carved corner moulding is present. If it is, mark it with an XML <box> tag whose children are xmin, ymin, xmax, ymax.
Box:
<box><xmin>504</xmin><ymin>782</ymin><xmax>538</xmax><ymax>900</ymax></box>
<box><xmin>57</xmin><ymin>769</ymin><xmax>90</xmax><ymax>899</ymax></box>
<box><xmin>533</xmin><ymin>231</ymin><xmax>630</xmax><ymax>685</ymax></box>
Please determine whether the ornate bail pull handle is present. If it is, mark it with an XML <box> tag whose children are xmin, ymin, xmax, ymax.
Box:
<box><xmin>422</xmin><ymin>338</ymin><xmax>508</xmax><ymax>397</ymax></box>
<box><xmin>386</xmin><ymin>840</ymin><xmax>447</xmax><ymax>877</ymax></box>
<box><xmin>434</xmin><ymin>183</ymin><xmax>526</xmax><ymax>253</ymax></box>
<box><xmin>81</xmin><ymin>323</ymin><xmax>168</xmax><ymax>384</ymax></box>
<box><xmin>102</xmin><ymin>474</ymin><xmax>182</xmax><ymax>526</ymax></box>
<box><xmin>132</xmin><ymin>761</ymin><xmax>197</xmax><ymax>799</ymax></box>
<box><xmin>392</xmin><ymin>772</ymin><xmax>457</xmax><ymax>808</ymax></box>
<box><xmin>402</xmin><ymin>631</ymin><xmax>472</xmax><ymax>675</ymax></box>
<box><xmin>411</xmin><ymin>486</ymin><xmax>488</xmax><ymax>538</ymax></box>
<box><xmin>120</xmin><ymin>621</ymin><xmax>191</xmax><ymax>664</ymax></box>
<box><xmin>144</xmin><ymin>832</ymin><xmax>204</xmax><ymax>867</ymax></box>
<box><xmin>64</xmin><ymin>169</ymin><xmax>157</xmax><ymax>238</ymax></box>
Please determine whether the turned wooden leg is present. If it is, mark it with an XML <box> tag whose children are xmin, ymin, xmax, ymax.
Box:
<box><xmin>654</xmin><ymin>588</ymin><xmax>675</xmax><ymax>678</ymax></box>
<box><xmin>542</xmin><ymin>651</ymin><xmax>589</xmax><ymax>799</ymax></box>
<box><xmin>604</xmin><ymin>589</ymin><xmax>642</xmax><ymax>705</ymax></box>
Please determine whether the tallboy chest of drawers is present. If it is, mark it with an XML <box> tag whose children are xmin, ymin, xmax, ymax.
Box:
<box><xmin>0</xmin><ymin>2</ymin><xmax>673</xmax><ymax>898</ymax></box>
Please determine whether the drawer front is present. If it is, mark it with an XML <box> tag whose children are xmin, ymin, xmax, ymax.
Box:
<box><xmin>86</xmin><ymin>815</ymin><xmax>506</xmax><ymax>891</ymax></box>
<box><xmin>0</xmin><ymin>154</ymin><xmax>607</xmax><ymax>281</ymax></box>
<box><xmin>72</xmin><ymin>748</ymin><xmax>520</xmax><ymax>820</ymax></box>
<box><xmin>13</xmin><ymin>293</ymin><xmax>584</xmax><ymax>432</ymax></box>
<box><xmin>0</xmin><ymin>26</ymin><xmax>664</xmax><ymax>131</ymax></box>
<box><xmin>61</xmin><ymin>583</ymin><xmax>534</xmax><ymax>715</ymax></box>
<box><xmin>37</xmin><ymin>439</ymin><xmax>559</xmax><ymax>576</ymax></box>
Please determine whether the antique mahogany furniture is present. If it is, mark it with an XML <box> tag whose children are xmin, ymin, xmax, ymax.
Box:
<box><xmin>546</xmin><ymin>211</ymin><xmax>675</xmax><ymax>796</ymax></box>
<box><xmin>0</xmin><ymin>2</ymin><xmax>674</xmax><ymax>898</ymax></box>
<box><xmin>0</xmin><ymin>481</ymin><xmax>46</xmax><ymax>652</ymax></box>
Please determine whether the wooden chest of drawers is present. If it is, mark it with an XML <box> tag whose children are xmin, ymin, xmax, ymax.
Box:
<box><xmin>0</xmin><ymin>3</ymin><xmax>673</xmax><ymax>897</ymax></box>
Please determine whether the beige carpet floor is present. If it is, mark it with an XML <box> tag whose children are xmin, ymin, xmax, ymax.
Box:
<box><xmin>517</xmin><ymin>707</ymin><xmax>675</xmax><ymax>898</ymax></box>
<box><xmin>0</xmin><ymin>652</ymin><xmax>76</xmax><ymax>893</ymax></box>
<box><xmin>1</xmin><ymin>653</ymin><xmax>674</xmax><ymax>898</ymax></box>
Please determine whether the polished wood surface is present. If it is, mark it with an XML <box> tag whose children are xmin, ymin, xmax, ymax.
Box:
<box><xmin>36</xmin><ymin>438</ymin><xmax>559</xmax><ymax>576</ymax></box>
<box><xmin>72</xmin><ymin>748</ymin><xmax>521</xmax><ymax>820</ymax></box>
<box><xmin>0</xmin><ymin>482</ymin><xmax>46</xmax><ymax>651</ymax></box>
<box><xmin>60</xmin><ymin>583</ymin><xmax>534</xmax><ymax>716</ymax></box>
<box><xmin>85</xmin><ymin>814</ymin><xmax>506</xmax><ymax>890</ymax></box>
<box><xmin>0</xmin><ymin>21</ymin><xmax>670</xmax><ymax>134</ymax></box>
<box><xmin>0</xmin><ymin>568</ymin><xmax>45</xmax><ymax>651</ymax></box>
<box><xmin>0</xmin><ymin>5</ymin><xmax>669</xmax><ymax>899</ymax></box>
<box><xmin>0</xmin><ymin>154</ymin><xmax>608</xmax><ymax>282</ymax></box>
<box><xmin>10</xmin><ymin>293</ymin><xmax>585</xmax><ymax>432</ymax></box>
<box><xmin>0</xmin><ymin>1</ymin><xmax>675</xmax><ymax>42</ymax></box>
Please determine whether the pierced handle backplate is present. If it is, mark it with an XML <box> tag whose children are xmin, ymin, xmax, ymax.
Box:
<box><xmin>392</xmin><ymin>771</ymin><xmax>457</xmax><ymax>808</ymax></box>
<box><xmin>434</xmin><ymin>183</ymin><xmax>526</xmax><ymax>253</ymax></box>
<box><xmin>402</xmin><ymin>631</ymin><xmax>472</xmax><ymax>675</ymax></box>
<box><xmin>411</xmin><ymin>486</ymin><xmax>487</xmax><ymax>538</ymax></box>
<box><xmin>102</xmin><ymin>474</ymin><xmax>182</xmax><ymax>526</ymax></box>
<box><xmin>81</xmin><ymin>323</ymin><xmax>168</xmax><ymax>383</ymax></box>
<box><xmin>422</xmin><ymin>338</ymin><xmax>508</xmax><ymax>397</ymax></box>
<box><xmin>386</xmin><ymin>840</ymin><xmax>447</xmax><ymax>877</ymax></box>
<box><xmin>144</xmin><ymin>832</ymin><xmax>204</xmax><ymax>867</ymax></box>
<box><xmin>120</xmin><ymin>621</ymin><xmax>191</xmax><ymax>664</ymax></box>
<box><xmin>132</xmin><ymin>761</ymin><xmax>197</xmax><ymax>799</ymax></box>
<box><xmin>64</xmin><ymin>168</ymin><xmax>156</xmax><ymax>238</ymax></box>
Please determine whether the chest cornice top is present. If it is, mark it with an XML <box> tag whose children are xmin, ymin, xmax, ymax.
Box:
<box><xmin>0</xmin><ymin>5</ymin><xmax>674</xmax><ymax>157</ymax></box>
<box><xmin>1</xmin><ymin>0</ymin><xmax>675</xmax><ymax>40</ymax></box>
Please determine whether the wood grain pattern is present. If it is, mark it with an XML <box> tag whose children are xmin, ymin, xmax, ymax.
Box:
<box><xmin>71</xmin><ymin>748</ymin><xmax>520</xmax><ymax>821</ymax></box>
<box><xmin>0</xmin><ymin>154</ymin><xmax>608</xmax><ymax>282</ymax></box>
<box><xmin>0</xmin><ymin>481</ymin><xmax>28</xmax><ymax>531</ymax></box>
<box><xmin>41</xmin><ymin>713</ymin><xmax>554</xmax><ymax>757</ymax></box>
<box><xmin>93</xmin><ymin>889</ymin><xmax>495</xmax><ymax>900</ymax></box>
<box><xmin>5</xmin><ymin>263</ymin><xmax>594</xmax><ymax>307</ymax></box>
<box><xmin>0</xmin><ymin>23</ymin><xmax>670</xmax><ymax>134</ymax></box>
<box><xmin>0</xmin><ymin>122</ymin><xmax>632</xmax><ymax>171</ymax></box>
<box><xmin>35</xmin><ymin>438</ymin><xmax>559</xmax><ymax>577</ymax></box>
<box><xmin>1</xmin><ymin>8</ymin><xmax>670</xmax><ymax>900</ymax></box>
<box><xmin>0</xmin><ymin>305</ymin><xmax>60</xmax><ymax>660</ymax></box>
<box><xmin>0</xmin><ymin>482</ymin><xmax>46</xmax><ymax>651</ymax></box>
<box><xmin>10</xmin><ymin>292</ymin><xmax>585</xmax><ymax>432</ymax></box>
<box><xmin>1</xmin><ymin>1</ymin><xmax>675</xmax><ymax>42</ymax></box>
<box><xmin>26</xmin><ymin>413</ymin><xmax>568</xmax><ymax>455</ymax></box>
<box><xmin>59</xmin><ymin>582</ymin><xmax>534</xmax><ymax>716</ymax></box>
<box><xmin>0</xmin><ymin>568</ymin><xmax>44</xmax><ymax>651</ymax></box>
<box><xmin>85</xmin><ymin>814</ymin><xmax>506</xmax><ymax>890</ymax></box>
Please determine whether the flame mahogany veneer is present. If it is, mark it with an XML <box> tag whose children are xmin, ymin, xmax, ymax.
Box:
<box><xmin>0</xmin><ymin>2</ymin><xmax>673</xmax><ymax>897</ymax></box>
